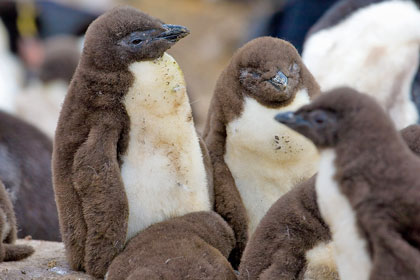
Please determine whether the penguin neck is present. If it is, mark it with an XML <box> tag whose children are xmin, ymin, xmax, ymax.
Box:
<box><xmin>315</xmin><ymin>148</ymin><xmax>372</xmax><ymax>280</ymax></box>
<box><xmin>224</xmin><ymin>89</ymin><xmax>319</xmax><ymax>235</ymax></box>
<box><xmin>334</xmin><ymin>125</ymin><xmax>412</xmax><ymax>182</ymax></box>
<box><xmin>121</xmin><ymin>52</ymin><xmax>211</xmax><ymax>242</ymax></box>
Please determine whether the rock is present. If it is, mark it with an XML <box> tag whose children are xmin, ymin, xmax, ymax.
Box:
<box><xmin>0</xmin><ymin>240</ymin><xmax>94</xmax><ymax>280</ymax></box>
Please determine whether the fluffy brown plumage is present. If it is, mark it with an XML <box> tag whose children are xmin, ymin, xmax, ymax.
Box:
<box><xmin>0</xmin><ymin>179</ymin><xmax>34</xmax><ymax>262</ymax></box>
<box><xmin>53</xmin><ymin>6</ymin><xmax>217</xmax><ymax>278</ymax></box>
<box><xmin>0</xmin><ymin>110</ymin><xmax>59</xmax><ymax>241</ymax></box>
<box><xmin>273</xmin><ymin>88</ymin><xmax>420</xmax><ymax>280</ymax></box>
<box><xmin>106</xmin><ymin>211</ymin><xmax>236</xmax><ymax>280</ymax></box>
<box><xmin>203</xmin><ymin>36</ymin><xmax>320</xmax><ymax>267</ymax></box>
<box><xmin>240</xmin><ymin>99</ymin><xmax>420</xmax><ymax>280</ymax></box>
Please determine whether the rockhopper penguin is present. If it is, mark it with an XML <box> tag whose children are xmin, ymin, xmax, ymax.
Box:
<box><xmin>239</xmin><ymin>126</ymin><xmax>420</xmax><ymax>280</ymax></box>
<box><xmin>0</xmin><ymin>179</ymin><xmax>34</xmax><ymax>262</ymax></box>
<box><xmin>53</xmin><ymin>7</ymin><xmax>214</xmax><ymax>278</ymax></box>
<box><xmin>203</xmin><ymin>37</ymin><xmax>320</xmax><ymax>266</ymax></box>
<box><xmin>275</xmin><ymin>87</ymin><xmax>420</xmax><ymax>280</ymax></box>
<box><xmin>302</xmin><ymin>0</ymin><xmax>420</xmax><ymax>129</ymax></box>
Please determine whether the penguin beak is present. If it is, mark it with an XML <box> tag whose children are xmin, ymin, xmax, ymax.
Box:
<box><xmin>158</xmin><ymin>24</ymin><xmax>190</xmax><ymax>43</ymax></box>
<box><xmin>275</xmin><ymin>111</ymin><xmax>311</xmax><ymax>129</ymax></box>
<box><xmin>268</xmin><ymin>70</ymin><xmax>288</xmax><ymax>90</ymax></box>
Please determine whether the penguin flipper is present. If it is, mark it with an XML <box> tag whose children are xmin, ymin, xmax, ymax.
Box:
<box><xmin>106</xmin><ymin>211</ymin><xmax>236</xmax><ymax>280</ymax></box>
<box><xmin>203</xmin><ymin>106</ymin><xmax>248</xmax><ymax>269</ymax></box>
<box><xmin>2</xmin><ymin>243</ymin><xmax>34</xmax><ymax>261</ymax></box>
<box><xmin>72</xmin><ymin>124</ymin><xmax>129</xmax><ymax>278</ymax></box>
<box><xmin>239</xmin><ymin>176</ymin><xmax>333</xmax><ymax>280</ymax></box>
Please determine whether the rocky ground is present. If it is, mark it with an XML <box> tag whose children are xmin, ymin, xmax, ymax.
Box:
<box><xmin>0</xmin><ymin>240</ymin><xmax>93</xmax><ymax>280</ymax></box>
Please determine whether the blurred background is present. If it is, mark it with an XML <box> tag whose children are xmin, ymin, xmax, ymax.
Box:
<box><xmin>0</xmin><ymin>0</ymin><xmax>337</xmax><ymax>133</ymax></box>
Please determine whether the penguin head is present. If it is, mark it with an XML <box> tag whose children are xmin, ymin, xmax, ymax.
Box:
<box><xmin>230</xmin><ymin>37</ymin><xmax>317</xmax><ymax>108</ymax></box>
<box><xmin>82</xmin><ymin>6</ymin><xmax>189</xmax><ymax>71</ymax></box>
<box><xmin>274</xmin><ymin>87</ymin><xmax>394</xmax><ymax>148</ymax></box>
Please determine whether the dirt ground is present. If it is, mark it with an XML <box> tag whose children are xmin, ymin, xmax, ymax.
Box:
<box><xmin>120</xmin><ymin>0</ymin><xmax>264</xmax><ymax>131</ymax></box>
<box><xmin>0</xmin><ymin>239</ymin><xmax>93</xmax><ymax>280</ymax></box>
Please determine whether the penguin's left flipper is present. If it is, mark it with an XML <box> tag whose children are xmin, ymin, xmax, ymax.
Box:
<box><xmin>72</xmin><ymin>124</ymin><xmax>128</xmax><ymax>278</ymax></box>
<box><xmin>1</xmin><ymin>243</ymin><xmax>34</xmax><ymax>261</ymax></box>
<box><xmin>238</xmin><ymin>176</ymin><xmax>334</xmax><ymax>280</ymax></box>
<box><xmin>106</xmin><ymin>211</ymin><xmax>237</xmax><ymax>280</ymax></box>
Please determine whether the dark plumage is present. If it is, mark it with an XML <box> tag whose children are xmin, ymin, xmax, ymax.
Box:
<box><xmin>203</xmin><ymin>37</ymin><xmax>320</xmax><ymax>267</ymax></box>
<box><xmin>0</xmin><ymin>179</ymin><xmax>34</xmax><ymax>262</ymax></box>
<box><xmin>273</xmin><ymin>87</ymin><xmax>420</xmax><ymax>280</ymax></box>
<box><xmin>53</xmin><ymin>6</ymin><xmax>222</xmax><ymax>278</ymax></box>
<box><xmin>107</xmin><ymin>211</ymin><xmax>236</xmax><ymax>280</ymax></box>
<box><xmin>0</xmin><ymin>110</ymin><xmax>59</xmax><ymax>241</ymax></box>
<box><xmin>239</xmin><ymin>123</ymin><xmax>420</xmax><ymax>280</ymax></box>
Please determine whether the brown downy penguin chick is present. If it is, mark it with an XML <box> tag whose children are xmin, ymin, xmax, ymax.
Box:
<box><xmin>53</xmin><ymin>7</ymin><xmax>215</xmax><ymax>278</ymax></box>
<box><xmin>203</xmin><ymin>36</ymin><xmax>320</xmax><ymax>266</ymax></box>
<box><xmin>106</xmin><ymin>211</ymin><xmax>236</xmax><ymax>280</ymax></box>
<box><xmin>0</xmin><ymin>179</ymin><xmax>34</xmax><ymax>262</ymax></box>
<box><xmin>302</xmin><ymin>0</ymin><xmax>420</xmax><ymax>129</ymax></box>
<box><xmin>275</xmin><ymin>87</ymin><xmax>420</xmax><ymax>280</ymax></box>
<box><xmin>239</xmin><ymin>123</ymin><xmax>420</xmax><ymax>280</ymax></box>
<box><xmin>0</xmin><ymin>110</ymin><xmax>60</xmax><ymax>241</ymax></box>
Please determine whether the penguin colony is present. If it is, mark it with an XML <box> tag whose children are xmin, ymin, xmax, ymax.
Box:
<box><xmin>1</xmin><ymin>1</ymin><xmax>420</xmax><ymax>279</ymax></box>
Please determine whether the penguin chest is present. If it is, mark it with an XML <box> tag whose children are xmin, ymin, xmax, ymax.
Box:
<box><xmin>224</xmin><ymin>92</ymin><xmax>319</xmax><ymax>235</ymax></box>
<box><xmin>316</xmin><ymin>149</ymin><xmax>372</xmax><ymax>280</ymax></box>
<box><xmin>121</xmin><ymin>54</ymin><xmax>211</xmax><ymax>242</ymax></box>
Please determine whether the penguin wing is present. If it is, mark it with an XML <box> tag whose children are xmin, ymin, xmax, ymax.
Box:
<box><xmin>71</xmin><ymin>124</ymin><xmax>129</xmax><ymax>278</ymax></box>
<box><xmin>204</xmin><ymin>109</ymin><xmax>248</xmax><ymax>269</ymax></box>
<box><xmin>239</xmin><ymin>176</ymin><xmax>332</xmax><ymax>280</ymax></box>
<box><xmin>198</xmin><ymin>137</ymin><xmax>214</xmax><ymax>207</ymax></box>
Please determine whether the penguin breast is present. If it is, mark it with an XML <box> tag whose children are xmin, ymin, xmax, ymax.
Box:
<box><xmin>121</xmin><ymin>53</ymin><xmax>211</xmax><ymax>242</ymax></box>
<box><xmin>224</xmin><ymin>89</ymin><xmax>319</xmax><ymax>235</ymax></box>
<box><xmin>315</xmin><ymin>149</ymin><xmax>372</xmax><ymax>280</ymax></box>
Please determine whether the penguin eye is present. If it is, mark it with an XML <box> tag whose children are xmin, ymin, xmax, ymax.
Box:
<box><xmin>309</xmin><ymin>110</ymin><xmax>337</xmax><ymax>127</ymax></box>
<box><xmin>240</xmin><ymin>69</ymin><xmax>261</xmax><ymax>80</ymax></box>
<box><xmin>131</xmin><ymin>38</ymin><xmax>142</xmax><ymax>45</ymax></box>
<box><xmin>119</xmin><ymin>30</ymin><xmax>158</xmax><ymax>48</ymax></box>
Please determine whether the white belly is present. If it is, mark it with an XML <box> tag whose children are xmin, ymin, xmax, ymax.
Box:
<box><xmin>316</xmin><ymin>149</ymin><xmax>372</xmax><ymax>280</ymax></box>
<box><xmin>121</xmin><ymin>53</ymin><xmax>211</xmax><ymax>242</ymax></box>
<box><xmin>225</xmin><ymin>91</ymin><xmax>319</xmax><ymax>236</ymax></box>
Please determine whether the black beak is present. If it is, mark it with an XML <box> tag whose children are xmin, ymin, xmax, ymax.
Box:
<box><xmin>268</xmin><ymin>70</ymin><xmax>288</xmax><ymax>90</ymax></box>
<box><xmin>275</xmin><ymin>112</ymin><xmax>310</xmax><ymax>128</ymax></box>
<box><xmin>158</xmin><ymin>24</ymin><xmax>190</xmax><ymax>43</ymax></box>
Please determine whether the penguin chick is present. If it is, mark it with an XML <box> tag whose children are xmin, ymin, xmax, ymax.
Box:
<box><xmin>106</xmin><ymin>211</ymin><xmax>236</xmax><ymax>280</ymax></box>
<box><xmin>203</xmin><ymin>36</ymin><xmax>320</xmax><ymax>266</ymax></box>
<box><xmin>276</xmin><ymin>87</ymin><xmax>420</xmax><ymax>280</ymax></box>
<box><xmin>0</xmin><ymin>110</ymin><xmax>60</xmax><ymax>241</ymax></box>
<box><xmin>239</xmin><ymin>176</ymin><xmax>336</xmax><ymax>280</ymax></box>
<box><xmin>0</xmin><ymin>179</ymin><xmax>34</xmax><ymax>262</ymax></box>
<box><xmin>239</xmin><ymin>123</ymin><xmax>420</xmax><ymax>280</ymax></box>
<box><xmin>53</xmin><ymin>7</ymin><xmax>212</xmax><ymax>278</ymax></box>
<box><xmin>302</xmin><ymin>0</ymin><xmax>420</xmax><ymax>129</ymax></box>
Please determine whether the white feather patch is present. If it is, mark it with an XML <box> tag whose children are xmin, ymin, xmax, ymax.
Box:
<box><xmin>303</xmin><ymin>0</ymin><xmax>420</xmax><ymax>129</ymax></box>
<box><xmin>304</xmin><ymin>242</ymin><xmax>339</xmax><ymax>280</ymax></box>
<box><xmin>316</xmin><ymin>149</ymin><xmax>372</xmax><ymax>280</ymax></box>
<box><xmin>225</xmin><ymin>90</ymin><xmax>319</xmax><ymax>236</ymax></box>
<box><xmin>121</xmin><ymin>53</ymin><xmax>211</xmax><ymax>242</ymax></box>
